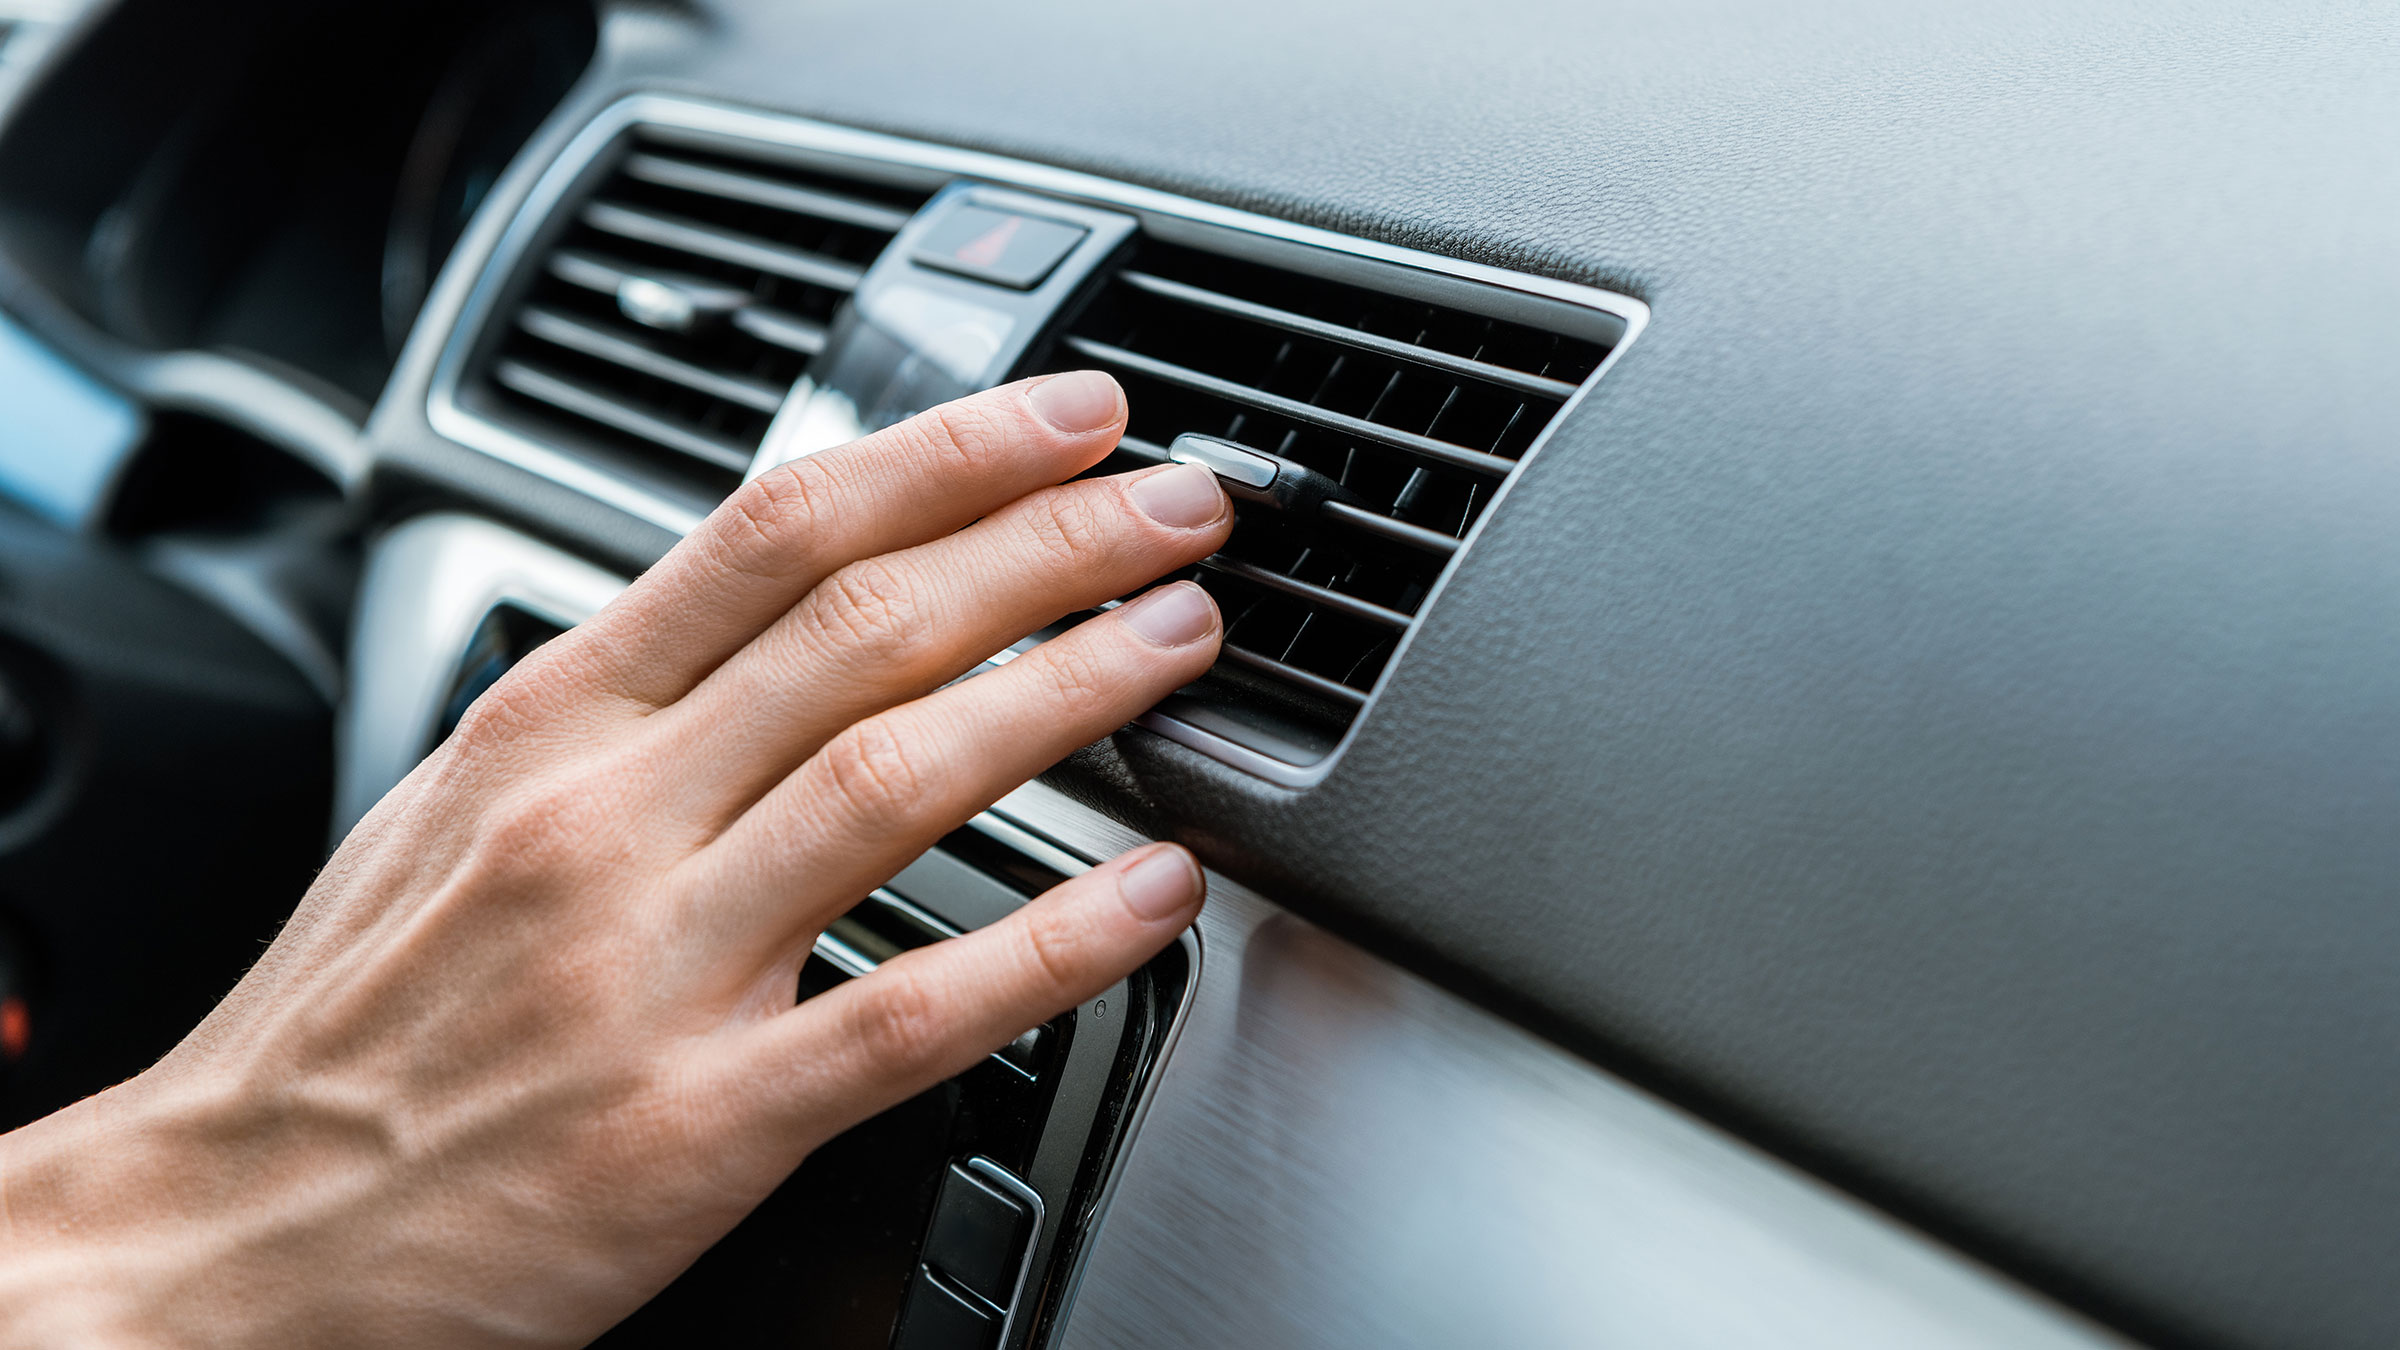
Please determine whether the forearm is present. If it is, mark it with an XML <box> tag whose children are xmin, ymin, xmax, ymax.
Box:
<box><xmin>0</xmin><ymin>1056</ymin><xmax>602</xmax><ymax>1348</ymax></box>
<box><xmin>0</xmin><ymin>1069</ymin><xmax>411</xmax><ymax>1348</ymax></box>
<box><xmin>0</xmin><ymin>1084</ymin><xmax>195</xmax><ymax>1348</ymax></box>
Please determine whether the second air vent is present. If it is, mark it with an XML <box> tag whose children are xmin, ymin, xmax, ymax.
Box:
<box><xmin>1038</xmin><ymin>234</ymin><xmax>1626</xmax><ymax>772</ymax></box>
<box><xmin>463</xmin><ymin>131</ymin><xmax>934</xmax><ymax>508</ymax></box>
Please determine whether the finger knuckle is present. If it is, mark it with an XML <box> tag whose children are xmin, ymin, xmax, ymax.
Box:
<box><xmin>447</xmin><ymin>669</ymin><xmax>553</xmax><ymax>756</ymax></box>
<box><xmin>820</xmin><ymin>718</ymin><xmax>936</xmax><ymax>826</ymax></box>
<box><xmin>713</xmin><ymin>461</ymin><xmax>833</xmax><ymax>581</ymax></box>
<box><xmin>909</xmin><ymin>402</ymin><xmax>1005</xmax><ymax>474</ymax></box>
<box><xmin>849</xmin><ymin>967</ymin><xmax>945</xmax><ymax>1073</ymax></box>
<box><xmin>804</xmin><ymin>559</ymin><xmax>924</xmax><ymax>665</ymax></box>
<box><xmin>475</xmin><ymin>776</ymin><xmax>609</xmax><ymax>880</ymax></box>
<box><xmin>1016</xmin><ymin>907</ymin><xmax>1087</xmax><ymax>1002</ymax></box>
<box><xmin>1026</xmin><ymin>487</ymin><xmax>1116</xmax><ymax>567</ymax></box>
<box><xmin>1039</xmin><ymin>639</ymin><xmax>1118</xmax><ymax>714</ymax></box>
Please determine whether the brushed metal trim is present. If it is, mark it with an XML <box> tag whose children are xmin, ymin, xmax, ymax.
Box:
<box><xmin>423</xmin><ymin>92</ymin><xmax>1650</xmax><ymax>787</ymax></box>
<box><xmin>994</xmin><ymin>776</ymin><xmax>2128</xmax><ymax>1350</ymax></box>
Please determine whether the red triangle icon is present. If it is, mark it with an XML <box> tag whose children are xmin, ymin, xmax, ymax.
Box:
<box><xmin>954</xmin><ymin>215</ymin><xmax>1024</xmax><ymax>268</ymax></box>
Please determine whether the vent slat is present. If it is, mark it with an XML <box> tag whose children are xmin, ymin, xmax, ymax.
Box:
<box><xmin>1119</xmin><ymin>269</ymin><xmax>1580</xmax><ymax>401</ymax></box>
<box><xmin>545</xmin><ymin>251</ymin><xmax>830</xmax><ymax>357</ymax></box>
<box><xmin>731</xmin><ymin>306</ymin><xmax>830</xmax><ymax>356</ymax></box>
<box><xmin>517</xmin><ymin>308</ymin><xmax>787</xmax><ymax>413</ymax></box>
<box><xmin>493</xmin><ymin>361</ymin><xmax>755</xmax><ymax>472</ymax></box>
<box><xmin>580</xmin><ymin>202</ymin><xmax>868</xmax><ymax>291</ymax></box>
<box><xmin>1043</xmin><ymin>233</ymin><xmax>1616</xmax><ymax>762</ymax></box>
<box><xmin>547</xmin><ymin>249</ymin><xmax>634</xmax><ymax>294</ymax></box>
<box><xmin>1217</xmin><ymin>644</ymin><xmax>1372</xmax><ymax>707</ymax></box>
<box><xmin>1200</xmin><ymin>554</ymin><xmax>1414</xmax><ymax>631</ymax></box>
<box><xmin>471</xmin><ymin>134</ymin><xmax>930</xmax><ymax>501</ymax></box>
<box><xmin>1319</xmin><ymin>500</ymin><xmax>1464</xmax><ymax>558</ymax></box>
<box><xmin>620</xmin><ymin>153</ymin><xmax>917</xmax><ymax>233</ymax></box>
<box><xmin>1062</xmin><ymin>336</ymin><xmax>1517</xmax><ymax>480</ymax></box>
<box><xmin>1114</xmin><ymin>433</ymin><xmax>1171</xmax><ymax>465</ymax></box>
<box><xmin>1125</xmin><ymin>435</ymin><xmax>1456</xmax><ymax>557</ymax></box>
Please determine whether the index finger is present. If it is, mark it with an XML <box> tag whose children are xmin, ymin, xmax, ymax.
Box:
<box><xmin>571</xmin><ymin>371</ymin><xmax>1131</xmax><ymax>708</ymax></box>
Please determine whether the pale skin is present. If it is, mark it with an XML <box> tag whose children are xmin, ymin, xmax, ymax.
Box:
<box><xmin>0</xmin><ymin>370</ymin><xmax>1231</xmax><ymax>1347</ymax></box>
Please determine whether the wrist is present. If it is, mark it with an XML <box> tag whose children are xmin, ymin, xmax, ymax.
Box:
<box><xmin>0</xmin><ymin>1075</ymin><xmax>260</xmax><ymax>1349</ymax></box>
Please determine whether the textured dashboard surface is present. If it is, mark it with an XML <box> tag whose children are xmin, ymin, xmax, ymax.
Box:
<box><xmin>376</xmin><ymin>3</ymin><xmax>2400</xmax><ymax>1346</ymax></box>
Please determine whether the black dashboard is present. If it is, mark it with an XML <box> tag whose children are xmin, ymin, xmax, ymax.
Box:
<box><xmin>2</xmin><ymin>2</ymin><xmax>2397</xmax><ymax>1348</ymax></box>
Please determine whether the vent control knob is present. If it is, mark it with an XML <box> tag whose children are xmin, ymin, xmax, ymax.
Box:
<box><xmin>1166</xmin><ymin>433</ymin><xmax>1278</xmax><ymax>489</ymax></box>
<box><xmin>1167</xmin><ymin>433</ymin><xmax>1365</xmax><ymax>520</ymax></box>
<box><xmin>615</xmin><ymin>275</ymin><xmax>751</xmax><ymax>335</ymax></box>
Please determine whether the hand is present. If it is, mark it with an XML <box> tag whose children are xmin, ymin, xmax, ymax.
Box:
<box><xmin>0</xmin><ymin>372</ymin><xmax>1232</xmax><ymax>1347</ymax></box>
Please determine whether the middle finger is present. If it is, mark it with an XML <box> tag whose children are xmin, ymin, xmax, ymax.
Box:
<box><xmin>646</xmin><ymin>458</ymin><xmax>1231</xmax><ymax>823</ymax></box>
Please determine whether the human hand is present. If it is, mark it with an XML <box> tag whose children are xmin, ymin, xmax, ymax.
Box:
<box><xmin>0</xmin><ymin>372</ymin><xmax>1231</xmax><ymax>1347</ymax></box>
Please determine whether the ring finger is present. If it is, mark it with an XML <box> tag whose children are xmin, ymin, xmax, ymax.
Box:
<box><xmin>647</xmin><ymin>460</ymin><xmax>1230</xmax><ymax>823</ymax></box>
<box><xmin>677</xmin><ymin>579</ymin><xmax>1224</xmax><ymax>953</ymax></box>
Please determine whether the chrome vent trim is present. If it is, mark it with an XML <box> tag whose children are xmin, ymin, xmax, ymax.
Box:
<box><xmin>428</xmin><ymin>95</ymin><xmax>1647</xmax><ymax>784</ymax></box>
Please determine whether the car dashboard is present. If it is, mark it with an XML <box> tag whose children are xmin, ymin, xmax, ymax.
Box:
<box><xmin>1</xmin><ymin>2</ymin><xmax>2396</xmax><ymax>1348</ymax></box>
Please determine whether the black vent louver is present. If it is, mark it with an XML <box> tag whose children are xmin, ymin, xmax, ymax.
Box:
<box><xmin>1044</xmin><ymin>238</ymin><xmax>1619</xmax><ymax>768</ymax></box>
<box><xmin>468</xmin><ymin>135</ymin><xmax>932</xmax><ymax>502</ymax></box>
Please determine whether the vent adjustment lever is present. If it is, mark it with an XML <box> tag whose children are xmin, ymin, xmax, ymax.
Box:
<box><xmin>1167</xmin><ymin>433</ymin><xmax>1364</xmax><ymax>520</ymax></box>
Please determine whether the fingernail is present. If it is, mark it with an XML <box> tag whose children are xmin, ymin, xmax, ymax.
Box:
<box><xmin>1027</xmin><ymin>370</ymin><xmax>1123</xmax><ymax>433</ymax></box>
<box><xmin>1128</xmin><ymin>461</ymin><xmax>1226</xmax><ymax>529</ymax></box>
<box><xmin>1117</xmin><ymin>582</ymin><xmax>1218</xmax><ymax>647</ymax></box>
<box><xmin>1118</xmin><ymin>846</ymin><xmax>1202</xmax><ymax>920</ymax></box>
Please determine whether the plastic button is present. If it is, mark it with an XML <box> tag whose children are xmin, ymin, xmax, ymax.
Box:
<box><xmin>892</xmin><ymin>1268</ymin><xmax>1000</xmax><ymax>1350</ymax></box>
<box><xmin>994</xmin><ymin>1024</ymin><xmax>1049</xmax><ymax>1079</ymax></box>
<box><xmin>920</xmin><ymin>1162</ymin><xmax>1032</xmax><ymax>1305</ymax></box>
<box><xmin>912</xmin><ymin>205</ymin><xmax>1089</xmax><ymax>290</ymax></box>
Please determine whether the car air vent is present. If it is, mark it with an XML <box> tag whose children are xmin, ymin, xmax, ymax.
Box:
<box><xmin>464</xmin><ymin>135</ymin><xmax>933</xmax><ymax>503</ymax></box>
<box><xmin>1037</xmin><ymin>236</ymin><xmax>1621</xmax><ymax>771</ymax></box>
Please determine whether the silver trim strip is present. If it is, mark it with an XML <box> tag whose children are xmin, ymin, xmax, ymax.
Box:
<box><xmin>961</xmin><ymin>810</ymin><xmax>1100</xmax><ymax>883</ymax></box>
<box><xmin>868</xmin><ymin>887</ymin><xmax>963</xmax><ymax>941</ymax></box>
<box><xmin>809</xmin><ymin>930</ymin><xmax>879</xmax><ymax>979</ymax></box>
<box><xmin>424</xmin><ymin>93</ymin><xmax>1650</xmax><ymax>786</ymax></box>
